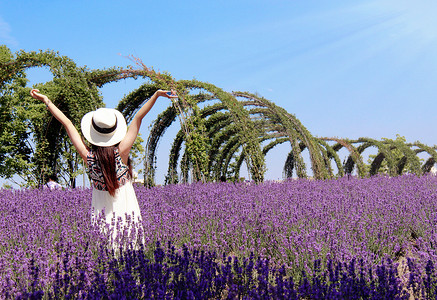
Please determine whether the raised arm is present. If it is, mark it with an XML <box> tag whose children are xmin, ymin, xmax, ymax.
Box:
<box><xmin>30</xmin><ymin>89</ymin><xmax>89</xmax><ymax>161</ymax></box>
<box><xmin>118</xmin><ymin>90</ymin><xmax>176</xmax><ymax>163</ymax></box>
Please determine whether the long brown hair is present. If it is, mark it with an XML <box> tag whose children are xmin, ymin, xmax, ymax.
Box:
<box><xmin>92</xmin><ymin>144</ymin><xmax>132</xmax><ymax>196</ymax></box>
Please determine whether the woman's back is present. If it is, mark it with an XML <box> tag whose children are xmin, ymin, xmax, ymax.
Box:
<box><xmin>87</xmin><ymin>147</ymin><xmax>130</xmax><ymax>193</ymax></box>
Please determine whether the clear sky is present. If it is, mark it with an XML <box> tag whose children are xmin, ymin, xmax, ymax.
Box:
<box><xmin>1</xmin><ymin>0</ymin><xmax>437</xmax><ymax>185</ymax></box>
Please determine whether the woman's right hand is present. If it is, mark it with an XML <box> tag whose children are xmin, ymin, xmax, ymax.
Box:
<box><xmin>30</xmin><ymin>89</ymin><xmax>50</xmax><ymax>104</ymax></box>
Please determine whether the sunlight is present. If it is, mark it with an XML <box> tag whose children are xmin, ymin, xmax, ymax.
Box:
<box><xmin>379</xmin><ymin>0</ymin><xmax>437</xmax><ymax>42</ymax></box>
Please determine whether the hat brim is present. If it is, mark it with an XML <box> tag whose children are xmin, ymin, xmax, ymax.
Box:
<box><xmin>81</xmin><ymin>109</ymin><xmax>127</xmax><ymax>147</ymax></box>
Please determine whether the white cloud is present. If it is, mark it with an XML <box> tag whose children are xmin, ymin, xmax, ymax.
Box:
<box><xmin>0</xmin><ymin>16</ymin><xmax>17</xmax><ymax>46</ymax></box>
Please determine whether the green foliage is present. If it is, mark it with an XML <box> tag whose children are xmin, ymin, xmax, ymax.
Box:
<box><xmin>0</xmin><ymin>46</ymin><xmax>34</xmax><ymax>180</ymax></box>
<box><xmin>366</xmin><ymin>135</ymin><xmax>423</xmax><ymax>175</ymax></box>
<box><xmin>181</xmin><ymin>82</ymin><xmax>266</xmax><ymax>182</ymax></box>
<box><xmin>0</xmin><ymin>47</ymin><xmax>103</xmax><ymax>187</ymax></box>
<box><xmin>1</xmin><ymin>182</ymin><xmax>12</xmax><ymax>189</ymax></box>
<box><xmin>320</xmin><ymin>137</ymin><xmax>366</xmax><ymax>177</ymax></box>
<box><xmin>1</xmin><ymin>48</ymin><xmax>435</xmax><ymax>187</ymax></box>
<box><xmin>131</xmin><ymin>134</ymin><xmax>144</xmax><ymax>170</ymax></box>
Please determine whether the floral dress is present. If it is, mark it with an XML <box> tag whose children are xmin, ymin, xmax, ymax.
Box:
<box><xmin>87</xmin><ymin>148</ymin><xmax>142</xmax><ymax>228</ymax></box>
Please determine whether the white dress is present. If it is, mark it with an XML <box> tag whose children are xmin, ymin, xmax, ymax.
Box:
<box><xmin>87</xmin><ymin>148</ymin><xmax>142</xmax><ymax>230</ymax></box>
<box><xmin>91</xmin><ymin>181</ymin><xmax>142</xmax><ymax>226</ymax></box>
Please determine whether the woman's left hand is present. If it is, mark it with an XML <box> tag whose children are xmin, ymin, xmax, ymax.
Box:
<box><xmin>157</xmin><ymin>89</ymin><xmax>177</xmax><ymax>98</ymax></box>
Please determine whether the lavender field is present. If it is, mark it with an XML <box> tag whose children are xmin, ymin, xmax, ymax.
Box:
<box><xmin>2</xmin><ymin>174</ymin><xmax>437</xmax><ymax>298</ymax></box>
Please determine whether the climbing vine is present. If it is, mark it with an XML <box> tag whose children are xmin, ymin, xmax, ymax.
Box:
<box><xmin>1</xmin><ymin>47</ymin><xmax>436</xmax><ymax>187</ymax></box>
<box><xmin>0</xmin><ymin>47</ymin><xmax>103</xmax><ymax>187</ymax></box>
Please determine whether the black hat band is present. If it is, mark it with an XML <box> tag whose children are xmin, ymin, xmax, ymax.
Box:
<box><xmin>92</xmin><ymin>117</ymin><xmax>118</xmax><ymax>134</ymax></box>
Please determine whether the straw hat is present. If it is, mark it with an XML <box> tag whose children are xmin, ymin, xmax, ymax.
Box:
<box><xmin>81</xmin><ymin>108</ymin><xmax>127</xmax><ymax>147</ymax></box>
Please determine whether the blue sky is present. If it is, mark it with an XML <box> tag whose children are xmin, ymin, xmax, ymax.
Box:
<box><xmin>1</xmin><ymin>0</ymin><xmax>437</xmax><ymax>185</ymax></box>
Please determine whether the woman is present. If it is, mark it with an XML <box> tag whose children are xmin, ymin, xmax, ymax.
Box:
<box><xmin>30</xmin><ymin>88</ymin><xmax>176</xmax><ymax>230</ymax></box>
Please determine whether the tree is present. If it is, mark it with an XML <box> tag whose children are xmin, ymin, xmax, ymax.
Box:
<box><xmin>0</xmin><ymin>46</ymin><xmax>33</xmax><ymax>182</ymax></box>
<box><xmin>0</xmin><ymin>47</ymin><xmax>104</xmax><ymax>187</ymax></box>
